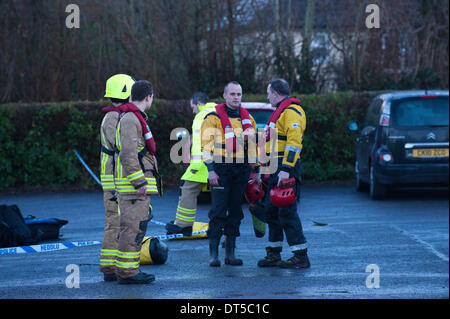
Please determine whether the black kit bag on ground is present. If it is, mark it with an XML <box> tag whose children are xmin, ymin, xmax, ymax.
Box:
<box><xmin>24</xmin><ymin>216</ymin><xmax>68</xmax><ymax>240</ymax></box>
<box><xmin>0</xmin><ymin>205</ymin><xmax>42</xmax><ymax>248</ymax></box>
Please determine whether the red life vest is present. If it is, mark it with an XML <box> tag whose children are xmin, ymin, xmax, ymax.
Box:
<box><xmin>215</xmin><ymin>104</ymin><xmax>253</xmax><ymax>152</ymax></box>
<box><xmin>101</xmin><ymin>105</ymin><xmax>121</xmax><ymax>113</ymax></box>
<box><xmin>265</xmin><ymin>97</ymin><xmax>302</xmax><ymax>142</ymax></box>
<box><xmin>119</xmin><ymin>103</ymin><xmax>156</xmax><ymax>155</ymax></box>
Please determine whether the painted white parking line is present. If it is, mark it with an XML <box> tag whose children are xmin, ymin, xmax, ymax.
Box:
<box><xmin>390</xmin><ymin>225</ymin><xmax>449</xmax><ymax>262</ymax></box>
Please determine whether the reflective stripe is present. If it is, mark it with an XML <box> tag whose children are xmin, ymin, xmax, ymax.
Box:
<box><xmin>115</xmin><ymin>261</ymin><xmax>140</xmax><ymax>269</ymax></box>
<box><xmin>127</xmin><ymin>170</ymin><xmax>145</xmax><ymax>181</ymax></box>
<box><xmin>116</xmin><ymin>186</ymin><xmax>158</xmax><ymax>192</ymax></box>
<box><xmin>177</xmin><ymin>206</ymin><xmax>196</xmax><ymax>213</ymax></box>
<box><xmin>117</xmin><ymin>251</ymin><xmax>140</xmax><ymax>258</ymax></box>
<box><xmin>269</xmin><ymin>122</ymin><xmax>276</xmax><ymax>129</ymax></box>
<box><xmin>290</xmin><ymin>243</ymin><xmax>308</xmax><ymax>251</ymax></box>
<box><xmin>242</xmin><ymin>119</ymin><xmax>252</xmax><ymax>125</ymax></box>
<box><xmin>101</xmin><ymin>249</ymin><xmax>118</xmax><ymax>256</ymax></box>
<box><xmin>101</xmin><ymin>174</ymin><xmax>115</xmax><ymax>190</ymax></box>
<box><xmin>285</xmin><ymin>145</ymin><xmax>302</xmax><ymax>153</ymax></box>
<box><xmin>176</xmin><ymin>206</ymin><xmax>196</xmax><ymax>222</ymax></box>
<box><xmin>175</xmin><ymin>214</ymin><xmax>196</xmax><ymax>222</ymax></box>
<box><xmin>225</xmin><ymin>132</ymin><xmax>235</xmax><ymax>139</ymax></box>
<box><xmin>191</xmin><ymin>155</ymin><xmax>203</xmax><ymax>160</ymax></box>
<box><xmin>99</xmin><ymin>260</ymin><xmax>116</xmax><ymax>266</ymax></box>
<box><xmin>144</xmin><ymin>132</ymin><xmax>153</xmax><ymax>140</ymax></box>
<box><xmin>115</xmin><ymin>177</ymin><xmax>158</xmax><ymax>193</ymax></box>
<box><xmin>101</xmin><ymin>152</ymin><xmax>109</xmax><ymax>175</ymax></box>
<box><xmin>202</xmin><ymin>152</ymin><xmax>213</xmax><ymax>162</ymax></box>
<box><xmin>269</xmin><ymin>241</ymin><xmax>283</xmax><ymax>248</ymax></box>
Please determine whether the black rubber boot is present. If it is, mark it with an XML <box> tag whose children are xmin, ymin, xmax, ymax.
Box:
<box><xmin>257</xmin><ymin>246</ymin><xmax>282</xmax><ymax>267</ymax></box>
<box><xmin>103</xmin><ymin>273</ymin><xmax>117</xmax><ymax>282</ymax></box>
<box><xmin>278</xmin><ymin>249</ymin><xmax>310</xmax><ymax>269</ymax></box>
<box><xmin>224</xmin><ymin>236</ymin><xmax>243</xmax><ymax>266</ymax></box>
<box><xmin>117</xmin><ymin>271</ymin><xmax>155</xmax><ymax>284</ymax></box>
<box><xmin>165</xmin><ymin>220</ymin><xmax>193</xmax><ymax>237</ymax></box>
<box><xmin>209</xmin><ymin>236</ymin><xmax>221</xmax><ymax>267</ymax></box>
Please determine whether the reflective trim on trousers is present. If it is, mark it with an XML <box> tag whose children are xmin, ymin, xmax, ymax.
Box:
<box><xmin>115</xmin><ymin>261</ymin><xmax>140</xmax><ymax>269</ymax></box>
<box><xmin>117</xmin><ymin>251</ymin><xmax>140</xmax><ymax>259</ymax></box>
<box><xmin>268</xmin><ymin>241</ymin><xmax>283</xmax><ymax>248</ymax></box>
<box><xmin>290</xmin><ymin>243</ymin><xmax>308</xmax><ymax>252</ymax></box>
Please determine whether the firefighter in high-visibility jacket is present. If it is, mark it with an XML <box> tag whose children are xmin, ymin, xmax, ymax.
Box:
<box><xmin>165</xmin><ymin>92</ymin><xmax>216</xmax><ymax>236</ymax></box>
<box><xmin>201</xmin><ymin>81</ymin><xmax>260</xmax><ymax>267</ymax></box>
<box><xmin>114</xmin><ymin>80</ymin><xmax>160</xmax><ymax>284</ymax></box>
<box><xmin>258</xmin><ymin>78</ymin><xmax>310</xmax><ymax>269</ymax></box>
<box><xmin>99</xmin><ymin>74</ymin><xmax>136</xmax><ymax>282</ymax></box>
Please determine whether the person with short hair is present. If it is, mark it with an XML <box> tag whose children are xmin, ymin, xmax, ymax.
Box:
<box><xmin>258</xmin><ymin>78</ymin><xmax>310</xmax><ymax>269</ymax></box>
<box><xmin>165</xmin><ymin>92</ymin><xmax>217</xmax><ymax>236</ymax></box>
<box><xmin>201</xmin><ymin>81</ymin><xmax>259</xmax><ymax>267</ymax></box>
<box><xmin>114</xmin><ymin>80</ymin><xmax>160</xmax><ymax>284</ymax></box>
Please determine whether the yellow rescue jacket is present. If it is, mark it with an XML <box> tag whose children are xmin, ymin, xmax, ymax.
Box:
<box><xmin>181</xmin><ymin>102</ymin><xmax>217</xmax><ymax>183</ymax></box>
<box><xmin>264</xmin><ymin>102</ymin><xmax>306</xmax><ymax>173</ymax></box>
<box><xmin>201</xmin><ymin>106</ymin><xmax>259</xmax><ymax>167</ymax></box>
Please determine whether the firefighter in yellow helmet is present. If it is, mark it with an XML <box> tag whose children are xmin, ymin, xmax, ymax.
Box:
<box><xmin>99</xmin><ymin>74</ymin><xmax>136</xmax><ymax>281</ymax></box>
<box><xmin>165</xmin><ymin>92</ymin><xmax>216</xmax><ymax>236</ymax></box>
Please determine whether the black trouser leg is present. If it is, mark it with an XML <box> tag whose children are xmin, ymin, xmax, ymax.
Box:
<box><xmin>264</xmin><ymin>169</ymin><xmax>307</xmax><ymax>250</ymax></box>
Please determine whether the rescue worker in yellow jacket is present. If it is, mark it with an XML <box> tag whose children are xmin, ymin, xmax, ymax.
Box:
<box><xmin>166</xmin><ymin>92</ymin><xmax>216</xmax><ymax>236</ymax></box>
<box><xmin>114</xmin><ymin>80</ymin><xmax>160</xmax><ymax>284</ymax></box>
<box><xmin>201</xmin><ymin>81</ymin><xmax>260</xmax><ymax>267</ymax></box>
<box><xmin>99</xmin><ymin>74</ymin><xmax>136</xmax><ymax>282</ymax></box>
<box><xmin>258</xmin><ymin>78</ymin><xmax>310</xmax><ymax>269</ymax></box>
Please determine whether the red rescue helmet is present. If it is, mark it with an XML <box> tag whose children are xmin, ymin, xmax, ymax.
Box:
<box><xmin>269</xmin><ymin>177</ymin><xmax>296</xmax><ymax>207</ymax></box>
<box><xmin>245</xmin><ymin>179</ymin><xmax>265</xmax><ymax>203</ymax></box>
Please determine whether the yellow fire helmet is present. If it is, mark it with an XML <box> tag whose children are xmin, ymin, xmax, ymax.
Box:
<box><xmin>104</xmin><ymin>74</ymin><xmax>136</xmax><ymax>100</ymax></box>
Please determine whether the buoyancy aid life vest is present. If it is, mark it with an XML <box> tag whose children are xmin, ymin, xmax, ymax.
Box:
<box><xmin>101</xmin><ymin>105</ymin><xmax>120</xmax><ymax>114</ymax></box>
<box><xmin>119</xmin><ymin>103</ymin><xmax>156</xmax><ymax>155</ymax></box>
<box><xmin>264</xmin><ymin>97</ymin><xmax>302</xmax><ymax>142</ymax></box>
<box><xmin>215</xmin><ymin>103</ymin><xmax>253</xmax><ymax>153</ymax></box>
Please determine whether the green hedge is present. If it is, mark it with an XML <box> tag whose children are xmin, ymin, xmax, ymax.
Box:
<box><xmin>0</xmin><ymin>92</ymin><xmax>374</xmax><ymax>192</ymax></box>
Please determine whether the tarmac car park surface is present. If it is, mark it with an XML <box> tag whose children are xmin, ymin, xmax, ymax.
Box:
<box><xmin>0</xmin><ymin>185</ymin><xmax>448</xmax><ymax>300</ymax></box>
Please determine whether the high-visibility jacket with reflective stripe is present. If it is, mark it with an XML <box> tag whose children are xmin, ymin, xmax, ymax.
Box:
<box><xmin>100</xmin><ymin>110</ymin><xmax>119</xmax><ymax>192</ymax></box>
<box><xmin>181</xmin><ymin>102</ymin><xmax>216</xmax><ymax>183</ymax></box>
<box><xmin>114</xmin><ymin>112</ymin><xmax>159</xmax><ymax>198</ymax></box>
<box><xmin>201</xmin><ymin>108</ymin><xmax>259</xmax><ymax>166</ymax></box>
<box><xmin>265</xmin><ymin>103</ymin><xmax>306</xmax><ymax>172</ymax></box>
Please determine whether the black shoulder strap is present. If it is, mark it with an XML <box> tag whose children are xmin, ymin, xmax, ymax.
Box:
<box><xmin>203</xmin><ymin>111</ymin><xmax>220</xmax><ymax>120</ymax></box>
<box><xmin>285</xmin><ymin>106</ymin><xmax>303</xmax><ymax>117</ymax></box>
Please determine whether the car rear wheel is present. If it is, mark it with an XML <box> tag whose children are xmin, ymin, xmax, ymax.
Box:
<box><xmin>370</xmin><ymin>164</ymin><xmax>386</xmax><ymax>200</ymax></box>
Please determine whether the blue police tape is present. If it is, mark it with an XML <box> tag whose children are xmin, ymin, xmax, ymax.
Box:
<box><xmin>73</xmin><ymin>150</ymin><xmax>102</xmax><ymax>185</ymax></box>
<box><xmin>0</xmin><ymin>241</ymin><xmax>102</xmax><ymax>255</ymax></box>
<box><xmin>0</xmin><ymin>228</ymin><xmax>208</xmax><ymax>255</ymax></box>
<box><xmin>0</xmin><ymin>150</ymin><xmax>207</xmax><ymax>256</ymax></box>
<box><xmin>152</xmin><ymin>229</ymin><xmax>208</xmax><ymax>241</ymax></box>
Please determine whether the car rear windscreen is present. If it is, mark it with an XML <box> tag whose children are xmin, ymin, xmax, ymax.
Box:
<box><xmin>391</xmin><ymin>96</ymin><xmax>449</xmax><ymax>127</ymax></box>
<box><xmin>248</xmin><ymin>110</ymin><xmax>272</xmax><ymax>125</ymax></box>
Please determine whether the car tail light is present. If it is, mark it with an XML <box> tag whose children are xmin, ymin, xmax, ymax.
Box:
<box><xmin>420</xmin><ymin>95</ymin><xmax>437</xmax><ymax>99</ymax></box>
<box><xmin>379</xmin><ymin>152</ymin><xmax>394</xmax><ymax>163</ymax></box>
